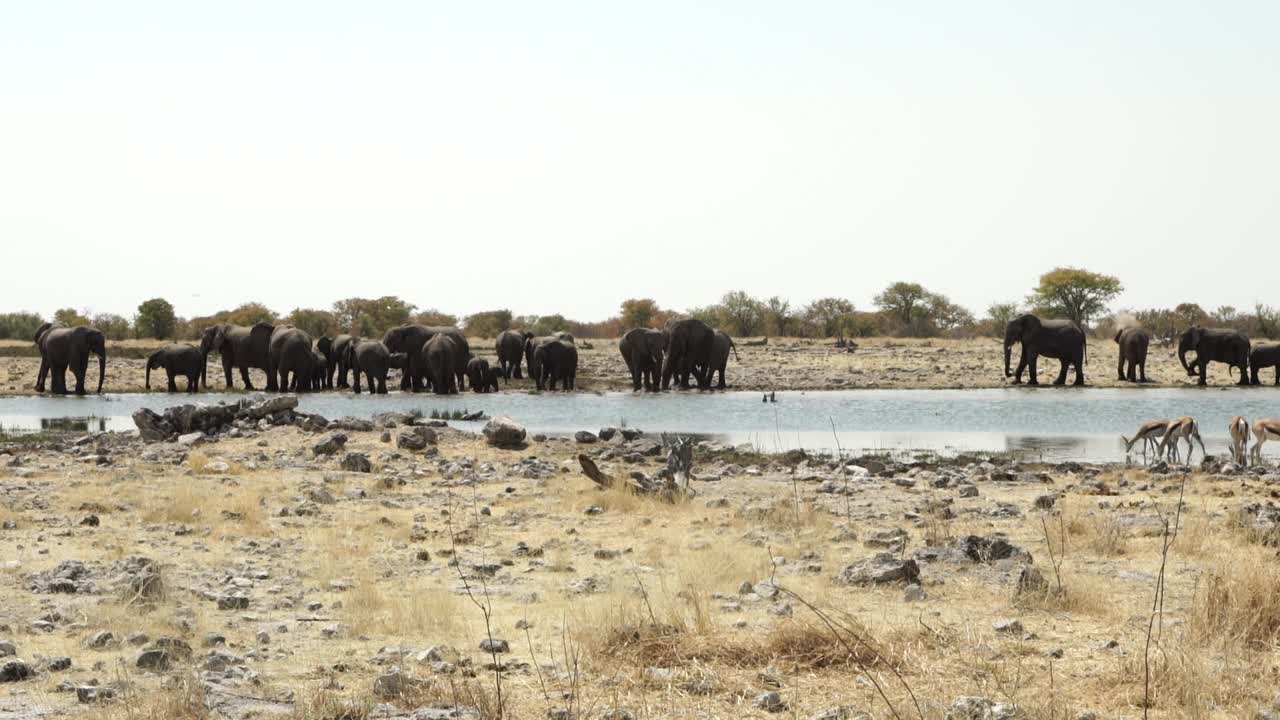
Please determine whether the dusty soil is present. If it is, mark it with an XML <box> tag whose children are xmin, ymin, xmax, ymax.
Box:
<box><xmin>0</xmin><ymin>336</ymin><xmax>1247</xmax><ymax>396</ymax></box>
<box><xmin>3</xmin><ymin>418</ymin><xmax>1279</xmax><ymax>719</ymax></box>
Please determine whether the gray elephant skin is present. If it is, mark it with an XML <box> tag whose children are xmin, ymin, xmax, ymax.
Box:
<box><xmin>267</xmin><ymin>326</ymin><xmax>315</xmax><ymax>392</ymax></box>
<box><xmin>1114</xmin><ymin>327</ymin><xmax>1151</xmax><ymax>383</ymax></box>
<box><xmin>422</xmin><ymin>333</ymin><xmax>465</xmax><ymax>394</ymax></box>
<box><xmin>345</xmin><ymin>340</ymin><xmax>406</xmax><ymax>394</ymax></box>
<box><xmin>619</xmin><ymin>328</ymin><xmax>667</xmax><ymax>392</ymax></box>
<box><xmin>1004</xmin><ymin>314</ymin><xmax>1087</xmax><ymax>386</ymax></box>
<box><xmin>662</xmin><ymin>318</ymin><xmax>715</xmax><ymax>390</ymax></box>
<box><xmin>146</xmin><ymin>344</ymin><xmax>205</xmax><ymax>393</ymax></box>
<box><xmin>201</xmin><ymin>322</ymin><xmax>274</xmax><ymax>390</ymax></box>
<box><xmin>310</xmin><ymin>350</ymin><xmax>329</xmax><ymax>391</ymax></box>
<box><xmin>383</xmin><ymin>324</ymin><xmax>470</xmax><ymax>392</ymax></box>
<box><xmin>1250</xmin><ymin>342</ymin><xmax>1280</xmax><ymax>385</ymax></box>
<box><xmin>699</xmin><ymin>330</ymin><xmax>738</xmax><ymax>389</ymax></box>
<box><xmin>467</xmin><ymin>357</ymin><xmax>500</xmax><ymax>393</ymax></box>
<box><xmin>495</xmin><ymin>330</ymin><xmax>532</xmax><ymax>379</ymax></box>
<box><xmin>1178</xmin><ymin>326</ymin><xmax>1249</xmax><ymax>386</ymax></box>
<box><xmin>531</xmin><ymin>338</ymin><xmax>577</xmax><ymax>391</ymax></box>
<box><xmin>320</xmin><ymin>334</ymin><xmax>357</xmax><ymax>388</ymax></box>
<box><xmin>34</xmin><ymin>323</ymin><xmax>106</xmax><ymax>395</ymax></box>
<box><xmin>524</xmin><ymin>334</ymin><xmax>575</xmax><ymax>390</ymax></box>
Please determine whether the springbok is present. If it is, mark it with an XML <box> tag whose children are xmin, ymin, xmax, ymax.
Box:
<box><xmin>1229</xmin><ymin>416</ymin><xmax>1250</xmax><ymax>466</ymax></box>
<box><xmin>1121</xmin><ymin>419</ymin><xmax>1174</xmax><ymax>462</ymax></box>
<box><xmin>1157</xmin><ymin>416</ymin><xmax>1206</xmax><ymax>465</ymax></box>
<box><xmin>1249</xmin><ymin>419</ymin><xmax>1280</xmax><ymax>466</ymax></box>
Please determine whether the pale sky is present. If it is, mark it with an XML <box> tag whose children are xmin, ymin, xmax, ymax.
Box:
<box><xmin>2</xmin><ymin>1</ymin><xmax>1277</xmax><ymax>322</ymax></box>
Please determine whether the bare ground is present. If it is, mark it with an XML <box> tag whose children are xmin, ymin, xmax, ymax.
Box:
<box><xmin>3</xmin><ymin>420</ymin><xmax>1279</xmax><ymax>719</ymax></box>
<box><xmin>0</xmin><ymin>336</ymin><xmax>1250</xmax><ymax>396</ymax></box>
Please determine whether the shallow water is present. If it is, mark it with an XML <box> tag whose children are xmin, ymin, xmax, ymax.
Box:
<box><xmin>3</xmin><ymin>387</ymin><xmax>1278</xmax><ymax>462</ymax></box>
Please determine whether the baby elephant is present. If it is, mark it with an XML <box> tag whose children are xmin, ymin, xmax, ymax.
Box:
<box><xmin>146</xmin><ymin>344</ymin><xmax>206</xmax><ymax>393</ymax></box>
<box><xmin>1250</xmin><ymin>343</ymin><xmax>1280</xmax><ymax>385</ymax></box>
<box><xmin>348</xmin><ymin>340</ymin><xmax>406</xmax><ymax>394</ymax></box>
<box><xmin>467</xmin><ymin>357</ymin><xmax>501</xmax><ymax>393</ymax></box>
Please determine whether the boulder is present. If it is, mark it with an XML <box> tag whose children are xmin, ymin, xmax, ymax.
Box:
<box><xmin>313</xmin><ymin>432</ymin><xmax>348</xmax><ymax>456</ymax></box>
<box><xmin>239</xmin><ymin>395</ymin><xmax>299</xmax><ymax>420</ymax></box>
<box><xmin>0</xmin><ymin>659</ymin><xmax>33</xmax><ymax>683</ymax></box>
<box><xmin>132</xmin><ymin>409</ymin><xmax>175</xmax><ymax>442</ymax></box>
<box><xmin>835</xmin><ymin>553</ymin><xmax>920</xmax><ymax>585</ymax></box>
<box><xmin>483</xmin><ymin>416</ymin><xmax>527</xmax><ymax>448</ymax></box>
<box><xmin>575</xmin><ymin>431</ymin><xmax>598</xmax><ymax>444</ymax></box>
<box><xmin>340</xmin><ymin>452</ymin><xmax>372</xmax><ymax>473</ymax></box>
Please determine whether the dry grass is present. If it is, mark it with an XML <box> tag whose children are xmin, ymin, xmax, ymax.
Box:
<box><xmin>1064</xmin><ymin>506</ymin><xmax>1130</xmax><ymax>558</ymax></box>
<box><xmin>1189</xmin><ymin>548</ymin><xmax>1280</xmax><ymax>649</ymax></box>
<box><xmin>343</xmin><ymin>572</ymin><xmax>465</xmax><ymax>640</ymax></box>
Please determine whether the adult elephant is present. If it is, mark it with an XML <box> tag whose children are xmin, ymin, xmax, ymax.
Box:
<box><xmin>1114</xmin><ymin>327</ymin><xmax>1151</xmax><ymax>383</ymax></box>
<box><xmin>532</xmin><ymin>338</ymin><xmax>578</xmax><ymax>391</ymax></box>
<box><xmin>383</xmin><ymin>325</ymin><xmax>470</xmax><ymax>392</ymax></box>
<box><xmin>662</xmin><ymin>318</ymin><xmax>715</xmax><ymax>390</ymax></box>
<box><xmin>267</xmin><ymin>326</ymin><xmax>315</xmax><ymax>392</ymax></box>
<box><xmin>34</xmin><ymin>323</ymin><xmax>106</xmax><ymax>395</ymax></box>
<box><xmin>145</xmin><ymin>344</ymin><xmax>205</xmax><ymax>393</ymax></box>
<box><xmin>495</xmin><ymin>330</ymin><xmax>532</xmax><ymax>379</ymax></box>
<box><xmin>1178</xmin><ymin>326</ymin><xmax>1249</xmax><ymax>386</ymax></box>
<box><xmin>347</xmin><ymin>340</ymin><xmax>406</xmax><ymax>394</ymax></box>
<box><xmin>200</xmin><ymin>322</ymin><xmax>274</xmax><ymax>390</ymax></box>
<box><xmin>619</xmin><ymin>328</ymin><xmax>667</xmax><ymax>392</ymax></box>
<box><xmin>1003</xmin><ymin>314</ymin><xmax>1087</xmax><ymax>386</ymax></box>
<box><xmin>1251</xmin><ymin>343</ymin><xmax>1280</xmax><ymax>386</ymax></box>
<box><xmin>699</xmin><ymin>330</ymin><xmax>738</xmax><ymax>390</ymax></box>
<box><xmin>422</xmin><ymin>333</ymin><xmax>463</xmax><ymax>394</ymax></box>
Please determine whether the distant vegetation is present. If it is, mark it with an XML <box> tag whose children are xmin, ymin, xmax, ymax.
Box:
<box><xmin>2</xmin><ymin>266</ymin><xmax>1278</xmax><ymax>342</ymax></box>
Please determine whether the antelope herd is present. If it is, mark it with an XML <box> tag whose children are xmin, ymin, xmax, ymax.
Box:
<box><xmin>1123</xmin><ymin>415</ymin><xmax>1280</xmax><ymax>466</ymax></box>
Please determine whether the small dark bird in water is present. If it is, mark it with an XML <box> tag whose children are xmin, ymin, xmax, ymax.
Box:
<box><xmin>762</xmin><ymin>391</ymin><xmax>777</xmax><ymax>403</ymax></box>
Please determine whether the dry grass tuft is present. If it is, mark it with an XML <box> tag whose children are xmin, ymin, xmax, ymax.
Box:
<box><xmin>99</xmin><ymin>671</ymin><xmax>209</xmax><ymax>720</ymax></box>
<box><xmin>1190</xmin><ymin>550</ymin><xmax>1280</xmax><ymax>649</ymax></box>
<box><xmin>1064</xmin><ymin>507</ymin><xmax>1129</xmax><ymax>557</ymax></box>
<box><xmin>187</xmin><ymin>450</ymin><xmax>242</xmax><ymax>475</ymax></box>
<box><xmin>343</xmin><ymin>572</ymin><xmax>464</xmax><ymax>639</ymax></box>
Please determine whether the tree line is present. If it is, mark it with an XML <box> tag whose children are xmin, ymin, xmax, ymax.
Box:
<box><xmin>2</xmin><ymin>267</ymin><xmax>1277</xmax><ymax>342</ymax></box>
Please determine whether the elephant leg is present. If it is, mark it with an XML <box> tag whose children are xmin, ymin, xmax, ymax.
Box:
<box><xmin>1238</xmin><ymin>363</ymin><xmax>1251</xmax><ymax>386</ymax></box>
<box><xmin>1118</xmin><ymin>355</ymin><xmax>1126</xmax><ymax>381</ymax></box>
<box><xmin>1012</xmin><ymin>354</ymin><xmax>1027</xmax><ymax>384</ymax></box>
<box><xmin>1073</xmin><ymin>356</ymin><xmax>1085</xmax><ymax>386</ymax></box>
<box><xmin>377</xmin><ymin>376</ymin><xmax>387</xmax><ymax>394</ymax></box>
<box><xmin>167</xmin><ymin>371</ymin><xmax>178</xmax><ymax>393</ymax></box>
<box><xmin>52</xmin><ymin>363</ymin><xmax>68</xmax><ymax>394</ymax></box>
<box><xmin>1027</xmin><ymin>356</ymin><xmax>1040</xmax><ymax>385</ymax></box>
<box><xmin>352</xmin><ymin>368</ymin><xmax>362</xmax><ymax>394</ymax></box>
<box><xmin>1053</xmin><ymin>359</ymin><xmax>1068</xmax><ymax>386</ymax></box>
<box><xmin>242</xmin><ymin>365</ymin><xmax>258</xmax><ymax>391</ymax></box>
<box><xmin>35</xmin><ymin>357</ymin><xmax>48</xmax><ymax>392</ymax></box>
<box><xmin>187</xmin><ymin>375</ymin><xmax>197</xmax><ymax>393</ymax></box>
<box><xmin>72</xmin><ymin>354</ymin><xmax>88</xmax><ymax>395</ymax></box>
<box><xmin>1138</xmin><ymin>363</ymin><xmax>1147</xmax><ymax>383</ymax></box>
<box><xmin>1198</xmin><ymin>360</ymin><xmax>1208</xmax><ymax>386</ymax></box>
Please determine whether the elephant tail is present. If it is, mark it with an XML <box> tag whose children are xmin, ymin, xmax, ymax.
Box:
<box><xmin>730</xmin><ymin>340</ymin><xmax>739</xmax><ymax>361</ymax></box>
<box><xmin>200</xmin><ymin>351</ymin><xmax>208</xmax><ymax>389</ymax></box>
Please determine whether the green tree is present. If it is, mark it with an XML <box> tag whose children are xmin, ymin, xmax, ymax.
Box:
<box><xmin>620</xmin><ymin>298</ymin><xmax>662</xmax><ymax>329</ymax></box>
<box><xmin>873</xmin><ymin>282</ymin><xmax>933</xmax><ymax>335</ymax></box>
<box><xmin>333</xmin><ymin>296</ymin><xmax>415</xmax><ymax>336</ymax></box>
<box><xmin>135</xmin><ymin>298</ymin><xmax>177</xmax><ymax>339</ymax></box>
<box><xmin>464</xmin><ymin>309</ymin><xmax>513</xmax><ymax>338</ymax></box>
<box><xmin>801</xmin><ymin>298</ymin><xmax>856</xmax><ymax>338</ymax></box>
<box><xmin>762</xmin><ymin>296</ymin><xmax>792</xmax><ymax>336</ymax></box>
<box><xmin>0</xmin><ymin>312</ymin><xmax>45</xmax><ymax>340</ymax></box>
<box><xmin>1212</xmin><ymin>305</ymin><xmax>1238</xmax><ymax>325</ymax></box>
<box><xmin>717</xmin><ymin>291</ymin><xmax>765</xmax><ymax>335</ymax></box>
<box><xmin>530</xmin><ymin>314</ymin><xmax>571</xmax><ymax>336</ymax></box>
<box><xmin>413</xmin><ymin>309</ymin><xmax>459</xmax><ymax>328</ymax></box>
<box><xmin>91</xmin><ymin>313</ymin><xmax>132</xmax><ymax>341</ymax></box>
<box><xmin>1027</xmin><ymin>267</ymin><xmax>1123</xmax><ymax>328</ymax></box>
<box><xmin>224</xmin><ymin>303</ymin><xmax>277</xmax><ymax>327</ymax></box>
<box><xmin>286</xmin><ymin>308</ymin><xmax>339</xmax><ymax>338</ymax></box>
<box><xmin>53</xmin><ymin>308</ymin><xmax>91</xmax><ymax>327</ymax></box>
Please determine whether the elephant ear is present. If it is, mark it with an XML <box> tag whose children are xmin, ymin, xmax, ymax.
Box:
<box><xmin>34</xmin><ymin>322</ymin><xmax>53</xmax><ymax>344</ymax></box>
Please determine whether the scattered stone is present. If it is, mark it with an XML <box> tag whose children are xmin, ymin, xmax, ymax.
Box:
<box><xmin>754</xmin><ymin>691</ymin><xmax>786</xmax><ymax>712</ymax></box>
<box><xmin>313</xmin><ymin>432</ymin><xmax>348</xmax><ymax>456</ymax></box>
<box><xmin>957</xmin><ymin>484</ymin><xmax>979</xmax><ymax>498</ymax></box>
<box><xmin>483</xmin><ymin>416</ymin><xmax>527</xmax><ymax>448</ymax></box>
<box><xmin>77</xmin><ymin>685</ymin><xmax>115</xmax><ymax>703</ymax></box>
<box><xmin>41</xmin><ymin>657</ymin><xmax>71</xmax><ymax>672</ymax></box>
<box><xmin>478</xmin><ymin>638</ymin><xmax>509</xmax><ymax>654</ymax></box>
<box><xmin>136</xmin><ymin>637</ymin><xmax>192</xmax><ymax>672</ymax></box>
<box><xmin>993</xmin><ymin>619</ymin><xmax>1024</xmax><ymax>635</ymax></box>
<box><xmin>397</xmin><ymin>431</ymin><xmax>428</xmax><ymax>451</ymax></box>
<box><xmin>946</xmin><ymin>696</ymin><xmax>1020</xmax><ymax>720</ymax></box>
<box><xmin>340</xmin><ymin>452</ymin><xmax>372</xmax><ymax>473</ymax></box>
<box><xmin>0</xmin><ymin>640</ymin><xmax>14</xmax><ymax>657</ymax></box>
<box><xmin>575</xmin><ymin>431</ymin><xmax>598</xmax><ymax>444</ymax></box>
<box><xmin>1033</xmin><ymin>493</ymin><xmax>1057</xmax><ymax>510</ymax></box>
<box><xmin>0</xmin><ymin>658</ymin><xmax>34</xmax><ymax>682</ymax></box>
<box><xmin>86</xmin><ymin>631</ymin><xmax>116</xmax><ymax>649</ymax></box>
<box><xmin>835</xmin><ymin>554</ymin><xmax>920</xmax><ymax>586</ymax></box>
<box><xmin>903</xmin><ymin>584</ymin><xmax>927</xmax><ymax>602</ymax></box>
<box><xmin>177</xmin><ymin>431</ymin><xmax>205</xmax><ymax>446</ymax></box>
<box><xmin>810</xmin><ymin>707</ymin><xmax>871</xmax><ymax>720</ymax></box>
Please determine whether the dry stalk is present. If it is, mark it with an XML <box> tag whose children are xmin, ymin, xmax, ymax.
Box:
<box><xmin>1142</xmin><ymin>474</ymin><xmax>1186</xmax><ymax>717</ymax></box>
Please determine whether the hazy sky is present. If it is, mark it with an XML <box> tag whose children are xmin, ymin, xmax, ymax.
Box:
<box><xmin>3</xmin><ymin>1</ymin><xmax>1278</xmax><ymax>322</ymax></box>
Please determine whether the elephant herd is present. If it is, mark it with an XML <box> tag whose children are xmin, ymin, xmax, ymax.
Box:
<box><xmin>28</xmin><ymin>317</ymin><xmax>741</xmax><ymax>396</ymax></box>
<box><xmin>1004</xmin><ymin>313</ymin><xmax>1279</xmax><ymax>388</ymax></box>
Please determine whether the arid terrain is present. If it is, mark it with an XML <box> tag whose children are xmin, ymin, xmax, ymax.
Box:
<box><xmin>0</xmin><ymin>336</ymin><xmax>1251</xmax><ymax>396</ymax></box>
<box><xmin>3</xmin><ymin>406</ymin><xmax>1280</xmax><ymax>719</ymax></box>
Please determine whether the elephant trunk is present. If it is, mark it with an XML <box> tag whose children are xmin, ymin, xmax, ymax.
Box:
<box><xmin>1003</xmin><ymin>343</ymin><xmax>1013</xmax><ymax>378</ymax></box>
<box><xmin>145</xmin><ymin>360</ymin><xmax>151</xmax><ymax>390</ymax></box>
<box><xmin>97</xmin><ymin>350</ymin><xmax>106</xmax><ymax>394</ymax></box>
<box><xmin>1178</xmin><ymin>344</ymin><xmax>1194</xmax><ymax>376</ymax></box>
<box><xmin>201</xmin><ymin>351</ymin><xmax>208</xmax><ymax>389</ymax></box>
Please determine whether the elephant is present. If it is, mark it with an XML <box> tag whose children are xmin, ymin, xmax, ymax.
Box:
<box><xmin>34</xmin><ymin>323</ymin><xmax>106</xmax><ymax>395</ymax></box>
<box><xmin>1003</xmin><ymin>314</ymin><xmax>1087</xmax><ymax>386</ymax></box>
<box><xmin>698</xmin><ymin>330</ymin><xmax>738</xmax><ymax>389</ymax></box>
<box><xmin>495</xmin><ymin>330</ymin><xmax>532</xmax><ymax>379</ymax></box>
<box><xmin>467</xmin><ymin>357</ymin><xmax>500</xmax><ymax>393</ymax></box>
<box><xmin>145</xmin><ymin>344</ymin><xmax>205</xmax><ymax>393</ymax></box>
<box><xmin>267</xmin><ymin>326</ymin><xmax>315</xmax><ymax>392</ymax></box>
<box><xmin>421</xmin><ymin>333</ymin><xmax>464</xmax><ymax>394</ymax></box>
<box><xmin>323</xmin><ymin>334</ymin><xmax>357</xmax><ymax>388</ymax></box>
<box><xmin>1250</xmin><ymin>343</ymin><xmax>1280</xmax><ymax>385</ymax></box>
<box><xmin>531</xmin><ymin>338</ymin><xmax>577</xmax><ymax>391</ymax></box>
<box><xmin>200</xmin><ymin>322</ymin><xmax>274</xmax><ymax>390</ymax></box>
<box><xmin>347</xmin><ymin>340</ymin><xmax>406</xmax><ymax>394</ymax></box>
<box><xmin>618</xmin><ymin>328</ymin><xmax>667</xmax><ymax>392</ymax></box>
<box><xmin>383</xmin><ymin>325</ymin><xmax>470</xmax><ymax>392</ymax></box>
<box><xmin>661</xmin><ymin>318</ymin><xmax>715</xmax><ymax>390</ymax></box>
<box><xmin>310</xmin><ymin>350</ymin><xmax>329</xmax><ymax>391</ymax></box>
<box><xmin>1178</xmin><ymin>326</ymin><xmax>1249</xmax><ymax>386</ymax></box>
<box><xmin>1114</xmin><ymin>327</ymin><xmax>1151</xmax><ymax>383</ymax></box>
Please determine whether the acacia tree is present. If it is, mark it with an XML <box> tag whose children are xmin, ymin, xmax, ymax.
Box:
<box><xmin>135</xmin><ymin>298</ymin><xmax>177</xmax><ymax>339</ymax></box>
<box><xmin>54</xmin><ymin>308</ymin><xmax>91</xmax><ymax>327</ymax></box>
<box><xmin>873</xmin><ymin>282</ymin><xmax>932</xmax><ymax>335</ymax></box>
<box><xmin>620</xmin><ymin>298</ymin><xmax>662</xmax><ymax>329</ymax></box>
<box><xmin>333</xmin><ymin>296</ymin><xmax>415</xmax><ymax>336</ymax></box>
<box><xmin>92</xmin><ymin>313</ymin><xmax>132</xmax><ymax>341</ymax></box>
<box><xmin>801</xmin><ymin>297</ymin><xmax>856</xmax><ymax>339</ymax></box>
<box><xmin>1027</xmin><ymin>267</ymin><xmax>1123</xmax><ymax>328</ymax></box>
<box><xmin>286</xmin><ymin>308</ymin><xmax>339</xmax><ymax>338</ymax></box>
<box><xmin>717</xmin><ymin>291</ymin><xmax>765</xmax><ymax>336</ymax></box>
